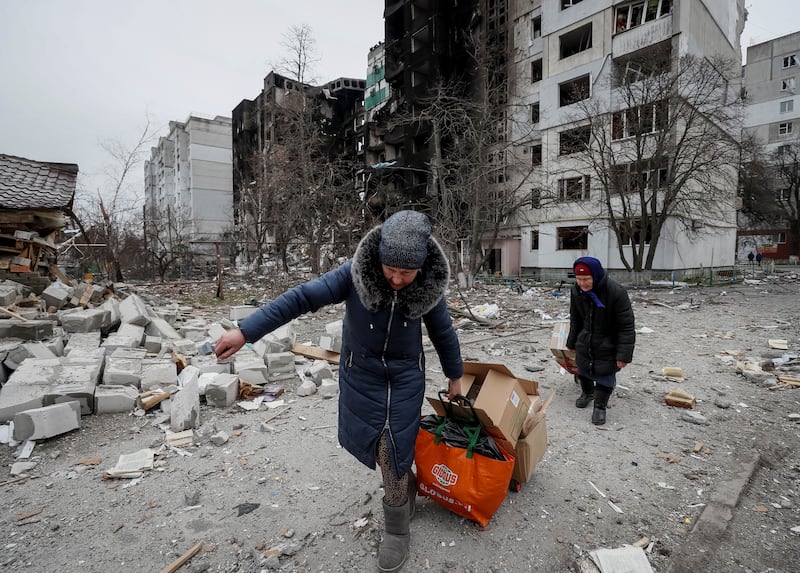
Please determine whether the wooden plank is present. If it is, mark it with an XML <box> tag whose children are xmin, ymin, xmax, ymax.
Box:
<box><xmin>291</xmin><ymin>344</ymin><xmax>340</xmax><ymax>364</ymax></box>
<box><xmin>159</xmin><ymin>542</ymin><xmax>203</xmax><ymax>573</ymax></box>
<box><xmin>48</xmin><ymin>262</ymin><xmax>74</xmax><ymax>287</ymax></box>
<box><xmin>0</xmin><ymin>306</ymin><xmax>28</xmax><ymax>321</ymax></box>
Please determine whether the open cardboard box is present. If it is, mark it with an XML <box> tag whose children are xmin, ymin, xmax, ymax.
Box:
<box><xmin>550</xmin><ymin>321</ymin><xmax>578</xmax><ymax>374</ymax></box>
<box><xmin>426</xmin><ymin>362</ymin><xmax>549</xmax><ymax>484</ymax></box>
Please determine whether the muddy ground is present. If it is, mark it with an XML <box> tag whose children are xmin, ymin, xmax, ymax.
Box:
<box><xmin>1</xmin><ymin>268</ymin><xmax>799</xmax><ymax>573</ymax></box>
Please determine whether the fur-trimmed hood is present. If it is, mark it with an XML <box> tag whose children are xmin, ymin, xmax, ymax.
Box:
<box><xmin>351</xmin><ymin>225</ymin><xmax>450</xmax><ymax>319</ymax></box>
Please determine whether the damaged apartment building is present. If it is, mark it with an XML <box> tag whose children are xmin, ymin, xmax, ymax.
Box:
<box><xmin>231</xmin><ymin>72</ymin><xmax>365</xmax><ymax>267</ymax></box>
<box><xmin>367</xmin><ymin>0</ymin><xmax>747</xmax><ymax>279</ymax></box>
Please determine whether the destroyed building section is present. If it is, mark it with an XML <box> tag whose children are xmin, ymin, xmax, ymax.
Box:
<box><xmin>0</xmin><ymin>154</ymin><xmax>78</xmax><ymax>292</ymax></box>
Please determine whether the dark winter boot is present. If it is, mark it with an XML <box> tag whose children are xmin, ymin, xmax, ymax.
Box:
<box><xmin>575</xmin><ymin>376</ymin><xmax>595</xmax><ymax>408</ymax></box>
<box><xmin>378</xmin><ymin>498</ymin><xmax>411</xmax><ymax>572</ymax></box>
<box><xmin>407</xmin><ymin>471</ymin><xmax>417</xmax><ymax>520</ymax></box>
<box><xmin>592</xmin><ymin>385</ymin><xmax>613</xmax><ymax>425</ymax></box>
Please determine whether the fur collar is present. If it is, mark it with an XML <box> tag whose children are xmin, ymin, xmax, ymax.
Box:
<box><xmin>351</xmin><ymin>225</ymin><xmax>451</xmax><ymax>319</ymax></box>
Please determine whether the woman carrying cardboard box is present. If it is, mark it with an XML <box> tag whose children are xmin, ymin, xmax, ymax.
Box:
<box><xmin>567</xmin><ymin>257</ymin><xmax>636</xmax><ymax>425</ymax></box>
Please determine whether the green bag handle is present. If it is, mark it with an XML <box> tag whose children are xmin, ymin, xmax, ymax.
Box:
<box><xmin>433</xmin><ymin>391</ymin><xmax>483</xmax><ymax>459</ymax></box>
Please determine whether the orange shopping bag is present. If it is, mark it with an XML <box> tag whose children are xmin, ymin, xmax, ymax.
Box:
<box><xmin>415</xmin><ymin>394</ymin><xmax>515</xmax><ymax>527</ymax></box>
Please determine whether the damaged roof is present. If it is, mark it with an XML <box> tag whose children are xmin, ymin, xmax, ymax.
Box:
<box><xmin>0</xmin><ymin>154</ymin><xmax>78</xmax><ymax>210</ymax></box>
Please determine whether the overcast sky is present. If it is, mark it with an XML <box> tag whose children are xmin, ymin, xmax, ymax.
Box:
<box><xmin>0</xmin><ymin>0</ymin><xmax>797</xmax><ymax>202</ymax></box>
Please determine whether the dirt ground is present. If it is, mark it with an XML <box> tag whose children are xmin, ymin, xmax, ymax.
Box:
<box><xmin>1</xmin><ymin>268</ymin><xmax>799</xmax><ymax>573</ymax></box>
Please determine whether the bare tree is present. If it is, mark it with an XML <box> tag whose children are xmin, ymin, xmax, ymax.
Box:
<box><xmin>740</xmin><ymin>137</ymin><xmax>800</xmax><ymax>256</ymax></box>
<box><xmin>75</xmin><ymin>118</ymin><xmax>156</xmax><ymax>281</ymax></box>
<box><xmin>571</xmin><ymin>49</ymin><xmax>741</xmax><ymax>271</ymax></box>
<box><xmin>144</xmin><ymin>203</ymin><xmax>190</xmax><ymax>281</ymax></box>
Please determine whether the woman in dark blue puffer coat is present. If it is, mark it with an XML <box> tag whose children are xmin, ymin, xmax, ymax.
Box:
<box><xmin>215</xmin><ymin>211</ymin><xmax>464</xmax><ymax>572</ymax></box>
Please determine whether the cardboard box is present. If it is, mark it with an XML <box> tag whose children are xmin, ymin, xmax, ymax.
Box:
<box><xmin>428</xmin><ymin>362</ymin><xmax>531</xmax><ymax>450</ymax></box>
<box><xmin>550</xmin><ymin>322</ymin><xmax>578</xmax><ymax>374</ymax></box>
<box><xmin>513</xmin><ymin>389</ymin><xmax>554</xmax><ymax>484</ymax></box>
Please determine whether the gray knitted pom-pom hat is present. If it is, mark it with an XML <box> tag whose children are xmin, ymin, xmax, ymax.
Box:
<box><xmin>378</xmin><ymin>210</ymin><xmax>431</xmax><ymax>269</ymax></box>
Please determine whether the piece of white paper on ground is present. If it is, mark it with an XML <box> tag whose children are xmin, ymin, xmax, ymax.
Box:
<box><xmin>590</xmin><ymin>546</ymin><xmax>654</xmax><ymax>573</ymax></box>
<box><xmin>103</xmin><ymin>448</ymin><xmax>155</xmax><ymax>479</ymax></box>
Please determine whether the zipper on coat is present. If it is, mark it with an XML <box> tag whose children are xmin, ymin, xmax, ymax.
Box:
<box><xmin>381</xmin><ymin>292</ymin><xmax>397</xmax><ymax>439</ymax></box>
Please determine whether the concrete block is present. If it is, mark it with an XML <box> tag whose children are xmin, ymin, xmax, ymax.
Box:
<box><xmin>229</xmin><ymin>305</ymin><xmax>258</xmax><ymax>321</ymax></box>
<box><xmin>117</xmin><ymin>323</ymin><xmax>145</xmax><ymax>346</ymax></box>
<box><xmin>100</xmin><ymin>299</ymin><xmax>121</xmax><ymax>330</ymax></box>
<box><xmin>234</xmin><ymin>356</ymin><xmax>269</xmax><ymax>385</ymax></box>
<box><xmin>191</xmin><ymin>354</ymin><xmax>231</xmax><ymax>376</ymax></box>
<box><xmin>257</xmin><ymin>324</ymin><xmax>296</xmax><ymax>353</ymax></box>
<box><xmin>307</xmin><ymin>360</ymin><xmax>334</xmax><ymax>385</ymax></box>
<box><xmin>154</xmin><ymin>307</ymin><xmax>179</xmax><ymax>326</ymax></box>
<box><xmin>207</xmin><ymin>323</ymin><xmax>227</xmax><ymax>342</ymax></box>
<box><xmin>179</xmin><ymin>320</ymin><xmax>207</xmax><ymax>342</ymax></box>
<box><xmin>0</xmin><ymin>279</ymin><xmax>32</xmax><ymax>297</ymax></box>
<box><xmin>5</xmin><ymin>341</ymin><xmax>58</xmax><ymax>370</ymax></box>
<box><xmin>0</xmin><ymin>284</ymin><xmax>19</xmax><ymax>306</ymax></box>
<box><xmin>44</xmin><ymin>335</ymin><xmax>65</xmax><ymax>357</ymax></box>
<box><xmin>119</xmin><ymin>294</ymin><xmax>151</xmax><ymax>326</ymax></box>
<box><xmin>145</xmin><ymin>317</ymin><xmax>182</xmax><ymax>340</ymax></box>
<box><xmin>296</xmin><ymin>379</ymin><xmax>317</xmax><ymax>397</ymax></box>
<box><xmin>205</xmin><ymin>373</ymin><xmax>239</xmax><ymax>408</ymax></box>
<box><xmin>95</xmin><ymin>385</ymin><xmax>138</xmax><ymax>414</ymax></box>
<box><xmin>64</xmin><ymin>331</ymin><xmax>102</xmax><ymax>355</ymax></box>
<box><xmin>60</xmin><ymin>308</ymin><xmax>110</xmax><ymax>333</ymax></box>
<box><xmin>140</xmin><ymin>358</ymin><xmax>178</xmax><ymax>391</ymax></box>
<box><xmin>318</xmin><ymin>379</ymin><xmax>339</xmax><ymax>399</ymax></box>
<box><xmin>103</xmin><ymin>355</ymin><xmax>143</xmax><ymax>387</ymax></box>
<box><xmin>101</xmin><ymin>333</ymin><xmax>141</xmax><ymax>351</ymax></box>
<box><xmin>171</xmin><ymin>366</ymin><xmax>200</xmax><ymax>431</ymax></box>
<box><xmin>46</xmin><ymin>356</ymin><xmax>104</xmax><ymax>415</ymax></box>
<box><xmin>0</xmin><ymin>383</ymin><xmax>49</xmax><ymax>422</ymax></box>
<box><xmin>143</xmin><ymin>335</ymin><xmax>162</xmax><ymax>353</ymax></box>
<box><xmin>0</xmin><ymin>320</ymin><xmax>54</xmax><ymax>340</ymax></box>
<box><xmin>41</xmin><ymin>284</ymin><xmax>71</xmax><ymax>310</ymax></box>
<box><xmin>319</xmin><ymin>333</ymin><xmax>342</xmax><ymax>353</ymax></box>
<box><xmin>89</xmin><ymin>284</ymin><xmax>106</xmax><ymax>303</ymax></box>
<box><xmin>12</xmin><ymin>401</ymin><xmax>81</xmax><ymax>441</ymax></box>
<box><xmin>171</xmin><ymin>338</ymin><xmax>197</xmax><ymax>355</ymax></box>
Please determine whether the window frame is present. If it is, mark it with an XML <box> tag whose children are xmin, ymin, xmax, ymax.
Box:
<box><xmin>531</xmin><ymin>15</ymin><xmax>542</xmax><ymax>41</ymax></box>
<box><xmin>559</xmin><ymin>125</ymin><xmax>591</xmax><ymax>155</ymax></box>
<box><xmin>614</xmin><ymin>0</ymin><xmax>672</xmax><ymax>34</ymax></box>
<box><xmin>781</xmin><ymin>77</ymin><xmax>796</xmax><ymax>91</ymax></box>
<box><xmin>612</xmin><ymin>100</ymin><xmax>668</xmax><ymax>139</ymax></box>
<box><xmin>558</xmin><ymin>175</ymin><xmax>591</xmax><ymax>202</ymax></box>
<box><xmin>780</xmin><ymin>100</ymin><xmax>794</xmax><ymax>113</ymax></box>
<box><xmin>783</xmin><ymin>55</ymin><xmax>798</xmax><ymax>69</ymax></box>
<box><xmin>557</xmin><ymin>225</ymin><xmax>589</xmax><ymax>250</ymax></box>
<box><xmin>779</xmin><ymin>122</ymin><xmax>794</xmax><ymax>135</ymax></box>
<box><xmin>559</xmin><ymin>23</ymin><xmax>593</xmax><ymax>60</ymax></box>
<box><xmin>531</xmin><ymin>144</ymin><xmax>542</xmax><ymax>166</ymax></box>
<box><xmin>531</xmin><ymin>59</ymin><xmax>543</xmax><ymax>83</ymax></box>
<box><xmin>531</xmin><ymin>102</ymin><xmax>540</xmax><ymax>124</ymax></box>
<box><xmin>530</xmin><ymin>229</ymin><xmax>540</xmax><ymax>250</ymax></box>
<box><xmin>559</xmin><ymin>74</ymin><xmax>591</xmax><ymax>107</ymax></box>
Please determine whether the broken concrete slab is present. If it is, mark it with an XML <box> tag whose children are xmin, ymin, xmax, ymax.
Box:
<box><xmin>171</xmin><ymin>366</ymin><xmax>200</xmax><ymax>431</ymax></box>
<box><xmin>145</xmin><ymin>316</ymin><xmax>182</xmax><ymax>340</ymax></box>
<box><xmin>117</xmin><ymin>323</ymin><xmax>145</xmax><ymax>346</ymax></box>
<box><xmin>95</xmin><ymin>385</ymin><xmax>138</xmax><ymax>414</ymax></box>
<box><xmin>12</xmin><ymin>400</ymin><xmax>81</xmax><ymax>441</ymax></box>
<box><xmin>119</xmin><ymin>294</ymin><xmax>151</xmax><ymax>326</ymax></box>
<box><xmin>0</xmin><ymin>284</ymin><xmax>19</xmax><ymax>306</ymax></box>
<box><xmin>59</xmin><ymin>308</ymin><xmax>110</xmax><ymax>333</ymax></box>
<box><xmin>63</xmin><ymin>331</ymin><xmax>102</xmax><ymax>355</ymax></box>
<box><xmin>4</xmin><ymin>341</ymin><xmax>57</xmax><ymax>370</ymax></box>
<box><xmin>41</xmin><ymin>284</ymin><xmax>71</xmax><ymax>310</ymax></box>
<box><xmin>0</xmin><ymin>319</ymin><xmax>54</xmax><ymax>340</ymax></box>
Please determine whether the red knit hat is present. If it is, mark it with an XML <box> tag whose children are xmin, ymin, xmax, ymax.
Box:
<box><xmin>574</xmin><ymin>262</ymin><xmax>592</xmax><ymax>276</ymax></box>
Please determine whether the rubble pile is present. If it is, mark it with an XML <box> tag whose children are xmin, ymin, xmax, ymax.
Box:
<box><xmin>0</xmin><ymin>278</ymin><xmax>344</xmax><ymax>472</ymax></box>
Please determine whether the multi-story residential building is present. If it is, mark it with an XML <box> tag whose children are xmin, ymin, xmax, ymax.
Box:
<box><xmin>378</xmin><ymin>0</ymin><xmax>746</xmax><ymax>279</ymax></box>
<box><xmin>508</xmin><ymin>0</ymin><xmax>746</xmax><ymax>279</ymax></box>
<box><xmin>741</xmin><ymin>30</ymin><xmax>800</xmax><ymax>260</ymax></box>
<box><xmin>143</xmin><ymin>115</ymin><xmax>233</xmax><ymax>269</ymax></box>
